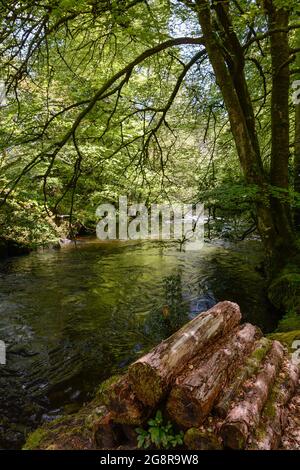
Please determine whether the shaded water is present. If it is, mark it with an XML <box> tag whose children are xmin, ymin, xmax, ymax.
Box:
<box><xmin>0</xmin><ymin>238</ymin><xmax>278</xmax><ymax>448</ymax></box>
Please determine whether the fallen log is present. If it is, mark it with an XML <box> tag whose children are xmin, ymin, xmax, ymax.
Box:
<box><xmin>280</xmin><ymin>383</ymin><xmax>300</xmax><ymax>450</ymax></box>
<box><xmin>220</xmin><ymin>340</ymin><xmax>284</xmax><ymax>449</ymax></box>
<box><xmin>215</xmin><ymin>337</ymin><xmax>272</xmax><ymax>418</ymax></box>
<box><xmin>106</xmin><ymin>375</ymin><xmax>150</xmax><ymax>425</ymax></box>
<box><xmin>247</xmin><ymin>358</ymin><xmax>299</xmax><ymax>450</ymax></box>
<box><xmin>128</xmin><ymin>301</ymin><xmax>241</xmax><ymax>407</ymax></box>
<box><xmin>166</xmin><ymin>323</ymin><xmax>261</xmax><ymax>428</ymax></box>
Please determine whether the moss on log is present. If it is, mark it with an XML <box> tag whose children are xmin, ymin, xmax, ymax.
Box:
<box><xmin>106</xmin><ymin>374</ymin><xmax>150</xmax><ymax>425</ymax></box>
<box><xmin>247</xmin><ymin>358</ymin><xmax>299</xmax><ymax>450</ymax></box>
<box><xmin>215</xmin><ymin>337</ymin><xmax>272</xmax><ymax>417</ymax></box>
<box><xmin>184</xmin><ymin>426</ymin><xmax>223</xmax><ymax>450</ymax></box>
<box><xmin>220</xmin><ymin>340</ymin><xmax>284</xmax><ymax>449</ymax></box>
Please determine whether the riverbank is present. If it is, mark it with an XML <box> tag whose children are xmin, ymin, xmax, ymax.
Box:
<box><xmin>0</xmin><ymin>238</ymin><xmax>280</xmax><ymax>449</ymax></box>
<box><xmin>23</xmin><ymin>302</ymin><xmax>300</xmax><ymax>451</ymax></box>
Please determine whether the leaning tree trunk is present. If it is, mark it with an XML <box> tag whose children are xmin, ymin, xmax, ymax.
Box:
<box><xmin>128</xmin><ymin>301</ymin><xmax>241</xmax><ymax>407</ymax></box>
<box><xmin>294</xmin><ymin>26</ymin><xmax>300</xmax><ymax>230</ymax></box>
<box><xmin>295</xmin><ymin>91</ymin><xmax>300</xmax><ymax>230</ymax></box>
<box><xmin>194</xmin><ymin>0</ymin><xmax>296</xmax><ymax>259</ymax></box>
<box><xmin>265</xmin><ymin>1</ymin><xmax>296</xmax><ymax>263</ymax></box>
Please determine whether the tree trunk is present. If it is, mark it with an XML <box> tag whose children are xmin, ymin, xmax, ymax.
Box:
<box><xmin>265</xmin><ymin>1</ymin><xmax>296</xmax><ymax>260</ymax></box>
<box><xmin>128</xmin><ymin>301</ymin><xmax>241</xmax><ymax>407</ymax></box>
<box><xmin>295</xmin><ymin>103</ymin><xmax>300</xmax><ymax>229</ymax></box>
<box><xmin>247</xmin><ymin>358</ymin><xmax>299</xmax><ymax>450</ymax></box>
<box><xmin>194</xmin><ymin>0</ymin><xmax>296</xmax><ymax>259</ymax></box>
<box><xmin>220</xmin><ymin>340</ymin><xmax>284</xmax><ymax>449</ymax></box>
<box><xmin>215</xmin><ymin>337</ymin><xmax>272</xmax><ymax>418</ymax></box>
<box><xmin>294</xmin><ymin>27</ymin><xmax>300</xmax><ymax>230</ymax></box>
<box><xmin>166</xmin><ymin>323</ymin><xmax>261</xmax><ymax>428</ymax></box>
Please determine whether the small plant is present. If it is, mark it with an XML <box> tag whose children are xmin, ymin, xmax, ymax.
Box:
<box><xmin>136</xmin><ymin>410</ymin><xmax>184</xmax><ymax>449</ymax></box>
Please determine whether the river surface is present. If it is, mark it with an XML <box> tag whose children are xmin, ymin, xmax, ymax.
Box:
<box><xmin>0</xmin><ymin>238</ymin><xmax>278</xmax><ymax>448</ymax></box>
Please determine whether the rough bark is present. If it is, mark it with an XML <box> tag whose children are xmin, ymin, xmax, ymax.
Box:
<box><xmin>128</xmin><ymin>301</ymin><xmax>241</xmax><ymax>407</ymax></box>
<box><xmin>294</xmin><ymin>28</ymin><xmax>300</xmax><ymax>230</ymax></box>
<box><xmin>194</xmin><ymin>0</ymin><xmax>296</xmax><ymax>258</ymax></box>
<box><xmin>195</xmin><ymin>0</ymin><xmax>278</xmax><ymax>254</ymax></box>
<box><xmin>265</xmin><ymin>1</ymin><xmax>295</xmax><ymax>256</ymax></box>
<box><xmin>166</xmin><ymin>323</ymin><xmax>261</xmax><ymax>428</ymax></box>
<box><xmin>220</xmin><ymin>340</ymin><xmax>284</xmax><ymax>449</ymax></box>
<box><xmin>295</xmin><ymin>102</ymin><xmax>300</xmax><ymax>229</ymax></box>
<box><xmin>281</xmin><ymin>382</ymin><xmax>300</xmax><ymax>450</ymax></box>
<box><xmin>215</xmin><ymin>337</ymin><xmax>272</xmax><ymax>418</ymax></box>
<box><xmin>248</xmin><ymin>358</ymin><xmax>299</xmax><ymax>450</ymax></box>
<box><xmin>106</xmin><ymin>375</ymin><xmax>150</xmax><ymax>425</ymax></box>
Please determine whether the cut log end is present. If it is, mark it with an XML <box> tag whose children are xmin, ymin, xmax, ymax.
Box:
<box><xmin>167</xmin><ymin>386</ymin><xmax>203</xmax><ymax>429</ymax></box>
<box><xmin>184</xmin><ymin>427</ymin><xmax>223</xmax><ymax>450</ymax></box>
<box><xmin>221</xmin><ymin>421</ymin><xmax>248</xmax><ymax>450</ymax></box>
<box><xmin>107</xmin><ymin>375</ymin><xmax>150</xmax><ymax>425</ymax></box>
<box><xmin>128</xmin><ymin>362</ymin><xmax>164</xmax><ymax>408</ymax></box>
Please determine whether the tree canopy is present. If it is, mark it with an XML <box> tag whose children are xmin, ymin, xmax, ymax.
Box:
<box><xmin>0</xmin><ymin>0</ymin><xmax>300</xmax><ymax>257</ymax></box>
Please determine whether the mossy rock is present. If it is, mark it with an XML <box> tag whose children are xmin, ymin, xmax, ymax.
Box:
<box><xmin>23</xmin><ymin>388</ymin><xmax>109</xmax><ymax>450</ymax></box>
<box><xmin>268</xmin><ymin>271</ymin><xmax>300</xmax><ymax>311</ymax></box>
<box><xmin>23</xmin><ymin>374</ymin><xmax>126</xmax><ymax>450</ymax></box>
<box><xmin>276</xmin><ymin>310</ymin><xmax>300</xmax><ymax>333</ymax></box>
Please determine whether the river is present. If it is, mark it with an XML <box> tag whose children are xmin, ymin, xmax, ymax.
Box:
<box><xmin>0</xmin><ymin>238</ymin><xmax>278</xmax><ymax>448</ymax></box>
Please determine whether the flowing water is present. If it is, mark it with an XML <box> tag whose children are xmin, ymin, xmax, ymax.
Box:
<box><xmin>0</xmin><ymin>238</ymin><xmax>279</xmax><ymax>448</ymax></box>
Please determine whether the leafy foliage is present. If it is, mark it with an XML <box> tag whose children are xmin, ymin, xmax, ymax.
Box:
<box><xmin>136</xmin><ymin>410</ymin><xmax>184</xmax><ymax>449</ymax></box>
<box><xmin>0</xmin><ymin>0</ymin><xmax>300</xmax><ymax>248</ymax></box>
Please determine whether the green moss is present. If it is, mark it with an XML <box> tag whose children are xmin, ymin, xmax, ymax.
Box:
<box><xmin>250</xmin><ymin>338</ymin><xmax>272</xmax><ymax>362</ymax></box>
<box><xmin>263</xmin><ymin>399</ymin><xmax>276</xmax><ymax>419</ymax></box>
<box><xmin>267</xmin><ymin>330</ymin><xmax>300</xmax><ymax>351</ymax></box>
<box><xmin>23</xmin><ymin>399</ymin><xmax>105</xmax><ymax>450</ymax></box>
<box><xmin>184</xmin><ymin>427</ymin><xmax>222</xmax><ymax>450</ymax></box>
<box><xmin>276</xmin><ymin>310</ymin><xmax>300</xmax><ymax>333</ymax></box>
<box><xmin>96</xmin><ymin>374</ymin><xmax>121</xmax><ymax>405</ymax></box>
<box><xmin>128</xmin><ymin>364</ymin><xmax>163</xmax><ymax>407</ymax></box>
<box><xmin>23</xmin><ymin>428</ymin><xmax>48</xmax><ymax>450</ymax></box>
<box><xmin>253</xmin><ymin>426</ymin><xmax>266</xmax><ymax>442</ymax></box>
<box><xmin>268</xmin><ymin>271</ymin><xmax>300</xmax><ymax>311</ymax></box>
<box><xmin>23</xmin><ymin>374</ymin><xmax>128</xmax><ymax>450</ymax></box>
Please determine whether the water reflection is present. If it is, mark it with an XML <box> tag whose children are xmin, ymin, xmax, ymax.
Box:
<box><xmin>0</xmin><ymin>239</ymin><xmax>278</xmax><ymax>448</ymax></box>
